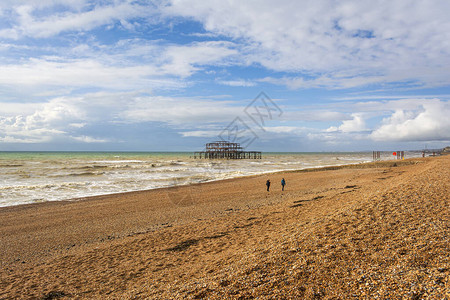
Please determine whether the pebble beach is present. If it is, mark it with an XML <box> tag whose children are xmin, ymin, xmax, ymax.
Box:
<box><xmin>0</xmin><ymin>155</ymin><xmax>448</xmax><ymax>299</ymax></box>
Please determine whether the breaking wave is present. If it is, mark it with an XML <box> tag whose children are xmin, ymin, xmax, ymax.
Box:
<box><xmin>0</xmin><ymin>151</ymin><xmax>422</xmax><ymax>207</ymax></box>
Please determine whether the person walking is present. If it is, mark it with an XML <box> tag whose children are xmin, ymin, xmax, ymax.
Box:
<box><xmin>281</xmin><ymin>178</ymin><xmax>286</xmax><ymax>191</ymax></box>
<box><xmin>266</xmin><ymin>179</ymin><xmax>271</xmax><ymax>192</ymax></box>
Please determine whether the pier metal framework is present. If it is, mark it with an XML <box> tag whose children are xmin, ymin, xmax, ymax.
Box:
<box><xmin>372</xmin><ymin>150</ymin><xmax>405</xmax><ymax>161</ymax></box>
<box><xmin>194</xmin><ymin>141</ymin><xmax>261</xmax><ymax>159</ymax></box>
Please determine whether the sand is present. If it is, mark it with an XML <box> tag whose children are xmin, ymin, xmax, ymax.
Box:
<box><xmin>0</xmin><ymin>156</ymin><xmax>448</xmax><ymax>299</ymax></box>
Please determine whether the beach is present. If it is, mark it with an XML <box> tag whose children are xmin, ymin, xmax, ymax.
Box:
<box><xmin>0</xmin><ymin>155</ymin><xmax>448</xmax><ymax>299</ymax></box>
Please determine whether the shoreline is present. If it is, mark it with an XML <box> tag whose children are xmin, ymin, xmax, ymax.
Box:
<box><xmin>0</xmin><ymin>156</ymin><xmax>419</xmax><ymax>211</ymax></box>
<box><xmin>1</xmin><ymin>155</ymin><xmax>448</xmax><ymax>298</ymax></box>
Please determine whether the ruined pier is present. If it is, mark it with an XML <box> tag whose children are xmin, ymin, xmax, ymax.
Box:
<box><xmin>194</xmin><ymin>141</ymin><xmax>261</xmax><ymax>159</ymax></box>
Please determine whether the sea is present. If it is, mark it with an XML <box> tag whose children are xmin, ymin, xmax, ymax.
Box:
<box><xmin>0</xmin><ymin>151</ymin><xmax>422</xmax><ymax>207</ymax></box>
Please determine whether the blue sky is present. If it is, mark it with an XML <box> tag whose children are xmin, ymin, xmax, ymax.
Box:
<box><xmin>0</xmin><ymin>0</ymin><xmax>449</xmax><ymax>152</ymax></box>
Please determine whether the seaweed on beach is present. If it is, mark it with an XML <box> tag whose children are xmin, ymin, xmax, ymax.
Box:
<box><xmin>165</xmin><ymin>238</ymin><xmax>200</xmax><ymax>252</ymax></box>
<box><xmin>41</xmin><ymin>291</ymin><xmax>67</xmax><ymax>300</ymax></box>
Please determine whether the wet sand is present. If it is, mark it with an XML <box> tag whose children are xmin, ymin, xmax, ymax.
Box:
<box><xmin>0</xmin><ymin>156</ymin><xmax>449</xmax><ymax>299</ymax></box>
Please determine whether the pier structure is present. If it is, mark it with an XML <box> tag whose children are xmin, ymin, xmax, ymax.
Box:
<box><xmin>396</xmin><ymin>151</ymin><xmax>405</xmax><ymax>160</ymax></box>
<box><xmin>373</xmin><ymin>150</ymin><xmax>406</xmax><ymax>161</ymax></box>
<box><xmin>372</xmin><ymin>151</ymin><xmax>381</xmax><ymax>161</ymax></box>
<box><xmin>421</xmin><ymin>148</ymin><xmax>443</xmax><ymax>157</ymax></box>
<box><xmin>194</xmin><ymin>141</ymin><xmax>261</xmax><ymax>159</ymax></box>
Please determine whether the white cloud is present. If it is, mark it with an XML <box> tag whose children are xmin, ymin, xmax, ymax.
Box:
<box><xmin>3</xmin><ymin>0</ymin><xmax>449</xmax><ymax>92</ymax></box>
<box><xmin>370</xmin><ymin>99</ymin><xmax>450</xmax><ymax>142</ymax></box>
<box><xmin>0</xmin><ymin>1</ymin><xmax>154</xmax><ymax>39</ymax></box>
<box><xmin>292</xmin><ymin>98</ymin><xmax>450</xmax><ymax>146</ymax></box>
<box><xmin>165</xmin><ymin>0</ymin><xmax>450</xmax><ymax>89</ymax></box>
<box><xmin>71</xmin><ymin>135</ymin><xmax>109</xmax><ymax>143</ymax></box>
<box><xmin>160</xmin><ymin>41</ymin><xmax>238</xmax><ymax>77</ymax></box>
<box><xmin>2</xmin><ymin>0</ymin><xmax>450</xmax><ymax>90</ymax></box>
<box><xmin>180</xmin><ymin>130</ymin><xmax>222</xmax><ymax>138</ymax></box>
<box><xmin>0</xmin><ymin>102</ymin><xmax>42</xmax><ymax>116</ymax></box>
<box><xmin>122</xmin><ymin>95</ymin><xmax>243</xmax><ymax>125</ymax></box>
<box><xmin>264</xmin><ymin>126</ymin><xmax>304</xmax><ymax>134</ymax></box>
<box><xmin>0</xmin><ymin>92</ymin><xmax>130</xmax><ymax>144</ymax></box>
<box><xmin>0</xmin><ymin>115</ymin><xmax>66</xmax><ymax>143</ymax></box>
<box><xmin>260</xmin><ymin>73</ymin><xmax>388</xmax><ymax>90</ymax></box>
<box><xmin>326</xmin><ymin>113</ymin><xmax>366</xmax><ymax>133</ymax></box>
<box><xmin>1</xmin><ymin>90</ymin><xmax>448</xmax><ymax>148</ymax></box>
<box><xmin>0</xmin><ymin>91</ymin><xmax>247</xmax><ymax>144</ymax></box>
<box><xmin>0</xmin><ymin>40</ymin><xmax>239</xmax><ymax>94</ymax></box>
<box><xmin>283</xmin><ymin>111</ymin><xmax>349</xmax><ymax>122</ymax></box>
<box><xmin>218</xmin><ymin>79</ymin><xmax>256</xmax><ymax>87</ymax></box>
<box><xmin>0</xmin><ymin>96</ymin><xmax>87</xmax><ymax>143</ymax></box>
<box><xmin>0</xmin><ymin>57</ymin><xmax>161</xmax><ymax>89</ymax></box>
<box><xmin>0</xmin><ymin>0</ymin><xmax>87</xmax><ymax>10</ymax></box>
<box><xmin>332</xmin><ymin>94</ymin><xmax>450</xmax><ymax>101</ymax></box>
<box><xmin>69</xmin><ymin>122</ymin><xmax>86</xmax><ymax>128</ymax></box>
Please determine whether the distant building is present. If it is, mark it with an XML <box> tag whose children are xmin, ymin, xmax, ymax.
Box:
<box><xmin>194</xmin><ymin>141</ymin><xmax>261</xmax><ymax>159</ymax></box>
<box><xmin>441</xmin><ymin>146</ymin><xmax>450</xmax><ymax>155</ymax></box>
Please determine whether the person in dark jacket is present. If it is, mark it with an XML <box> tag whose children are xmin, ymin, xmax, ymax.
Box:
<box><xmin>281</xmin><ymin>178</ymin><xmax>286</xmax><ymax>191</ymax></box>
<box><xmin>266</xmin><ymin>179</ymin><xmax>271</xmax><ymax>192</ymax></box>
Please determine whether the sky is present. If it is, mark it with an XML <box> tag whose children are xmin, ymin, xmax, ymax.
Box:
<box><xmin>0</xmin><ymin>0</ymin><xmax>449</xmax><ymax>152</ymax></box>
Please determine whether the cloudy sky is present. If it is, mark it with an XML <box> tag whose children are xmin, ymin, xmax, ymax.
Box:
<box><xmin>1</xmin><ymin>0</ymin><xmax>449</xmax><ymax>152</ymax></box>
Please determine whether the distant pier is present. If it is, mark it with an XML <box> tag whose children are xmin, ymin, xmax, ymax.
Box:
<box><xmin>372</xmin><ymin>150</ymin><xmax>405</xmax><ymax>161</ymax></box>
<box><xmin>194</xmin><ymin>141</ymin><xmax>261</xmax><ymax>159</ymax></box>
<box><xmin>372</xmin><ymin>148</ymin><xmax>447</xmax><ymax>161</ymax></box>
<box><xmin>421</xmin><ymin>148</ymin><xmax>444</xmax><ymax>157</ymax></box>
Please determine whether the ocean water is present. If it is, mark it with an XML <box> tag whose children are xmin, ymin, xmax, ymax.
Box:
<box><xmin>0</xmin><ymin>151</ymin><xmax>420</xmax><ymax>207</ymax></box>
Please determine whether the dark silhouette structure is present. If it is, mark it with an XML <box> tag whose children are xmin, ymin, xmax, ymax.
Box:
<box><xmin>194</xmin><ymin>141</ymin><xmax>261</xmax><ymax>159</ymax></box>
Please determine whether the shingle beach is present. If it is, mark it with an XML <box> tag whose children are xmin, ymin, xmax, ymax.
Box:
<box><xmin>1</xmin><ymin>156</ymin><xmax>448</xmax><ymax>299</ymax></box>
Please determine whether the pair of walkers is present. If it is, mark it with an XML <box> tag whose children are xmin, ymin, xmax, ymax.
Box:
<box><xmin>266</xmin><ymin>178</ymin><xmax>286</xmax><ymax>192</ymax></box>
